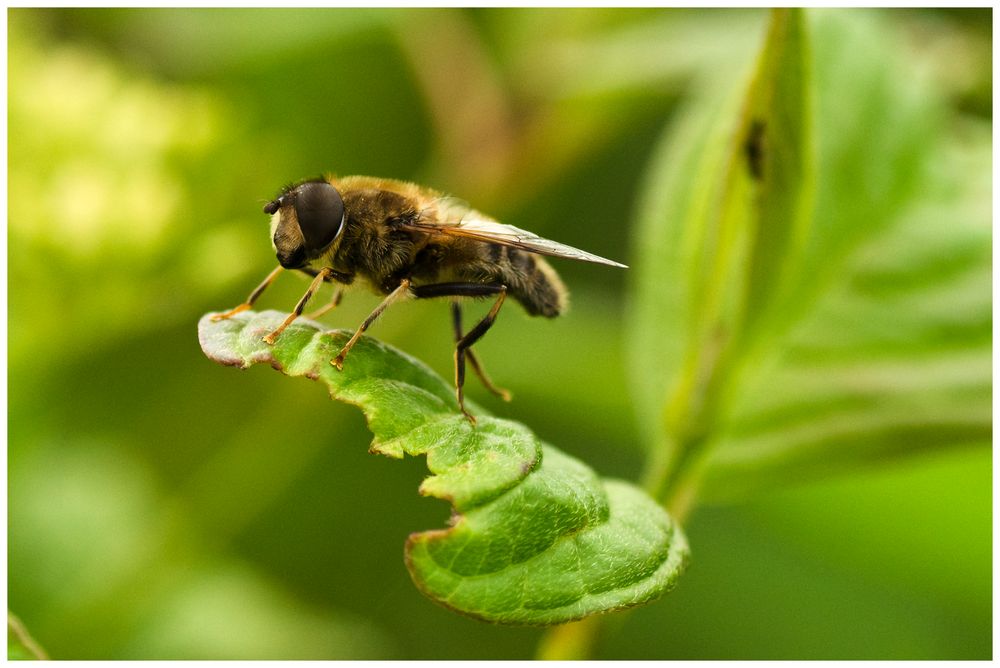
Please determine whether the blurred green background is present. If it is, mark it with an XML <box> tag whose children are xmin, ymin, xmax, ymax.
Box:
<box><xmin>8</xmin><ymin>8</ymin><xmax>991</xmax><ymax>660</ymax></box>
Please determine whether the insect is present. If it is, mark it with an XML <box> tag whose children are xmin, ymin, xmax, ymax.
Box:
<box><xmin>212</xmin><ymin>175</ymin><xmax>627</xmax><ymax>423</ymax></box>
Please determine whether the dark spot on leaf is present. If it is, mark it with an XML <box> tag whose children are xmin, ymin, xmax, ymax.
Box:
<box><xmin>744</xmin><ymin>118</ymin><xmax>767</xmax><ymax>180</ymax></box>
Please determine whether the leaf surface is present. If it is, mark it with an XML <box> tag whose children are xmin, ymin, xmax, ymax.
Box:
<box><xmin>199</xmin><ymin>310</ymin><xmax>688</xmax><ymax>625</ymax></box>
<box><xmin>629</xmin><ymin>7</ymin><xmax>814</xmax><ymax>481</ymax></box>
<box><xmin>629</xmin><ymin>9</ymin><xmax>990</xmax><ymax>501</ymax></box>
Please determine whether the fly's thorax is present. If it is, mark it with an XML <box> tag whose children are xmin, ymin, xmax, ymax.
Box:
<box><xmin>328</xmin><ymin>188</ymin><xmax>426</xmax><ymax>290</ymax></box>
<box><xmin>340</xmin><ymin>187</ymin><xmax>425</xmax><ymax>228</ymax></box>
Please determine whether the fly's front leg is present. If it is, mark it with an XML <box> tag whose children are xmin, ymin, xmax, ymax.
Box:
<box><xmin>301</xmin><ymin>266</ymin><xmax>352</xmax><ymax>319</ymax></box>
<box><xmin>411</xmin><ymin>282</ymin><xmax>508</xmax><ymax>424</ymax></box>
<box><xmin>211</xmin><ymin>265</ymin><xmax>284</xmax><ymax>321</ymax></box>
<box><xmin>262</xmin><ymin>267</ymin><xmax>333</xmax><ymax>345</ymax></box>
<box><xmin>332</xmin><ymin>278</ymin><xmax>412</xmax><ymax>370</ymax></box>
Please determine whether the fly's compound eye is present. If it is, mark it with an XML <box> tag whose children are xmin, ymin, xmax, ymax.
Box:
<box><xmin>294</xmin><ymin>181</ymin><xmax>345</xmax><ymax>254</ymax></box>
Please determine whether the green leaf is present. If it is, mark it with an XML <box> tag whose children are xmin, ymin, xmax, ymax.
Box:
<box><xmin>700</xmin><ymin>125</ymin><xmax>991</xmax><ymax>501</ymax></box>
<box><xmin>630</xmin><ymin>8</ymin><xmax>989</xmax><ymax>502</ymax></box>
<box><xmin>199</xmin><ymin>310</ymin><xmax>688</xmax><ymax>625</ymax></box>
<box><xmin>8</xmin><ymin>613</ymin><xmax>47</xmax><ymax>660</ymax></box>
<box><xmin>629</xmin><ymin>8</ymin><xmax>813</xmax><ymax>487</ymax></box>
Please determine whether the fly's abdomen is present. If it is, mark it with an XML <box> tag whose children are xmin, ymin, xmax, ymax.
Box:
<box><xmin>495</xmin><ymin>247</ymin><xmax>567</xmax><ymax>318</ymax></box>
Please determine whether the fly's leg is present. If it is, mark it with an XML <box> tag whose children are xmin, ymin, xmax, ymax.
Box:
<box><xmin>452</xmin><ymin>301</ymin><xmax>512</xmax><ymax>403</ymax></box>
<box><xmin>305</xmin><ymin>288</ymin><xmax>344</xmax><ymax>320</ymax></box>
<box><xmin>332</xmin><ymin>278</ymin><xmax>412</xmax><ymax>370</ymax></box>
<box><xmin>409</xmin><ymin>282</ymin><xmax>508</xmax><ymax>424</ymax></box>
<box><xmin>211</xmin><ymin>265</ymin><xmax>284</xmax><ymax>321</ymax></box>
<box><xmin>451</xmin><ymin>288</ymin><xmax>507</xmax><ymax>423</ymax></box>
<box><xmin>262</xmin><ymin>267</ymin><xmax>333</xmax><ymax>344</ymax></box>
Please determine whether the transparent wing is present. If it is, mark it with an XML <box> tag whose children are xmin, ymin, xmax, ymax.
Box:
<box><xmin>402</xmin><ymin>215</ymin><xmax>628</xmax><ymax>268</ymax></box>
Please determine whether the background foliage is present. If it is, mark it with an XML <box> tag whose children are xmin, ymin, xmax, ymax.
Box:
<box><xmin>8</xmin><ymin>8</ymin><xmax>991</xmax><ymax>659</ymax></box>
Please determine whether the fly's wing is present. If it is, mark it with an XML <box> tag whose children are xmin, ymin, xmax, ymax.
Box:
<box><xmin>402</xmin><ymin>209</ymin><xmax>628</xmax><ymax>268</ymax></box>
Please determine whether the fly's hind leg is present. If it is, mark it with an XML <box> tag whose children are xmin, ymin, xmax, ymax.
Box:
<box><xmin>452</xmin><ymin>301</ymin><xmax>512</xmax><ymax>403</ymax></box>
<box><xmin>410</xmin><ymin>282</ymin><xmax>508</xmax><ymax>424</ymax></box>
<box><xmin>452</xmin><ymin>287</ymin><xmax>507</xmax><ymax>424</ymax></box>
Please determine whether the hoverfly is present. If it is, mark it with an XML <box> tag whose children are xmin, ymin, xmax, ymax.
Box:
<box><xmin>213</xmin><ymin>176</ymin><xmax>626</xmax><ymax>422</ymax></box>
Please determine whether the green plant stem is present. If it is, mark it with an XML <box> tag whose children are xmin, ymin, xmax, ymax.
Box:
<box><xmin>535</xmin><ymin>615</ymin><xmax>603</xmax><ymax>661</ymax></box>
<box><xmin>642</xmin><ymin>433</ymin><xmax>709</xmax><ymax>520</ymax></box>
<box><xmin>8</xmin><ymin>612</ymin><xmax>49</xmax><ymax>660</ymax></box>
